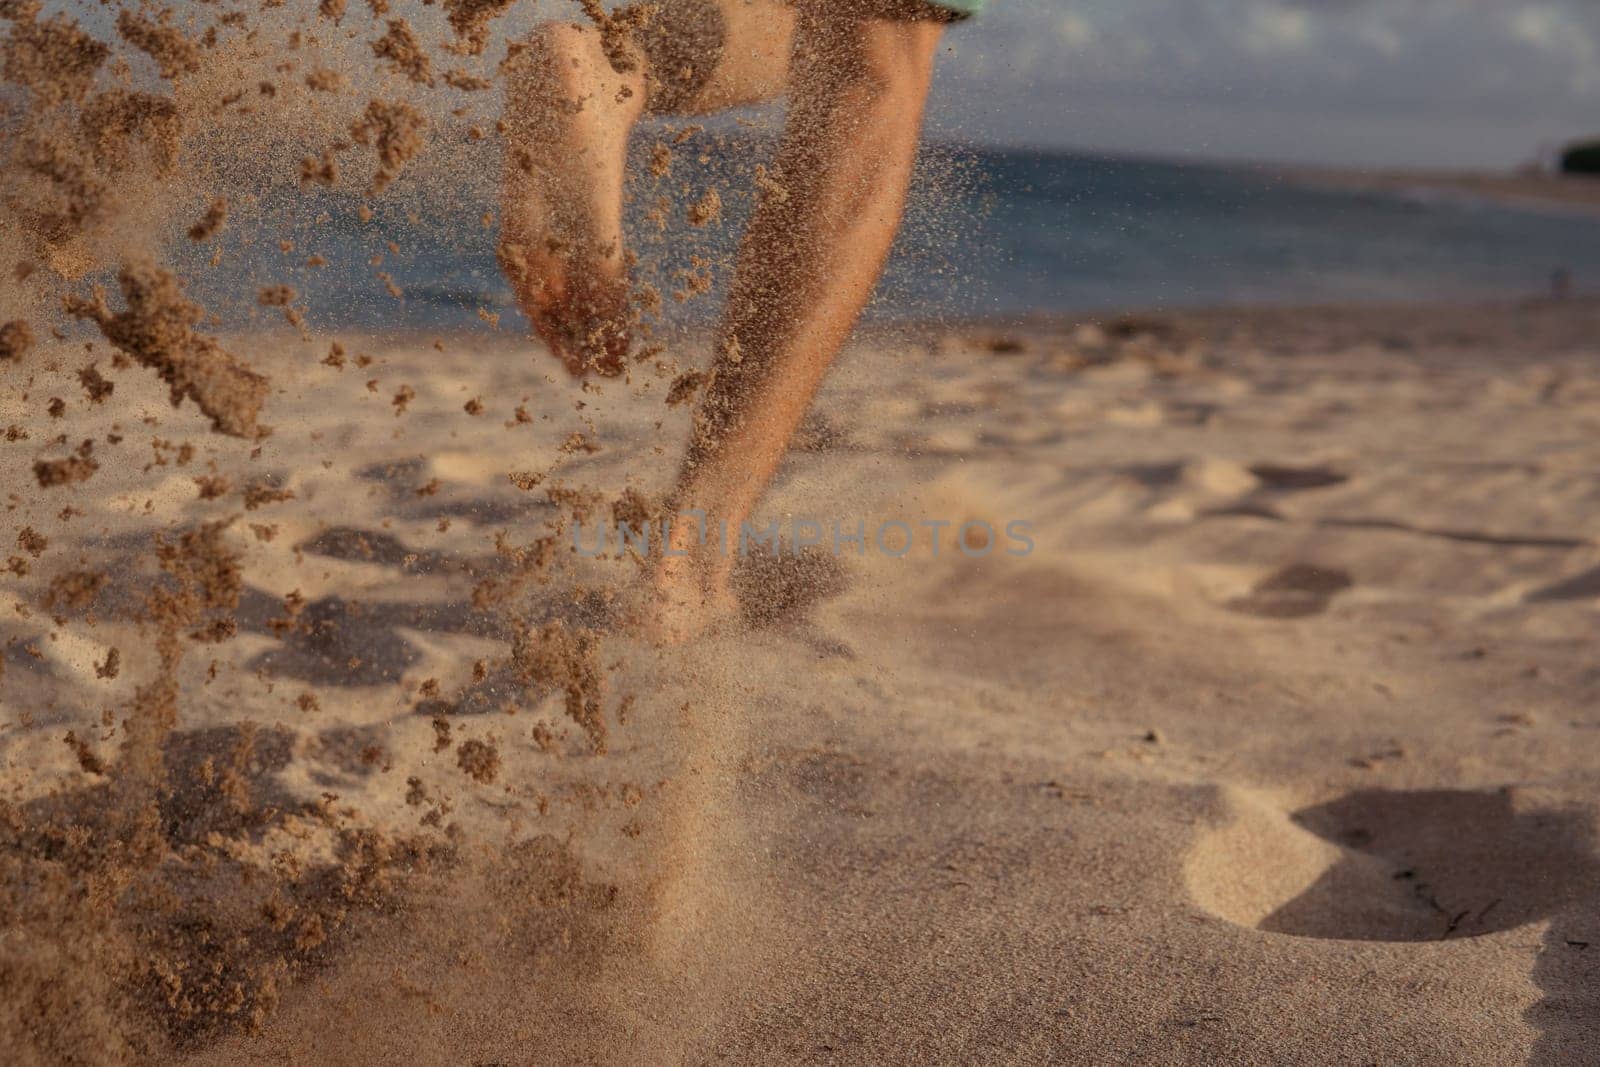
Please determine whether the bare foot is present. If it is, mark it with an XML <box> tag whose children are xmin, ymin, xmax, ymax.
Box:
<box><xmin>499</xmin><ymin>23</ymin><xmax>645</xmax><ymax>377</ymax></box>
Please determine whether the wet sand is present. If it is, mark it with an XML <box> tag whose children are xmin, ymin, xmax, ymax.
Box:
<box><xmin>1287</xmin><ymin>167</ymin><xmax>1600</xmax><ymax>218</ymax></box>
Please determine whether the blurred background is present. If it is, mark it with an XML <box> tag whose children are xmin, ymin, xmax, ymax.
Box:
<box><xmin>104</xmin><ymin>0</ymin><xmax>1600</xmax><ymax>329</ymax></box>
<box><xmin>930</xmin><ymin>0</ymin><xmax>1600</xmax><ymax>169</ymax></box>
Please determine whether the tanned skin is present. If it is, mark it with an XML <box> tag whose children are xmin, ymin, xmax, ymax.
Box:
<box><xmin>500</xmin><ymin>0</ymin><xmax>948</xmax><ymax>639</ymax></box>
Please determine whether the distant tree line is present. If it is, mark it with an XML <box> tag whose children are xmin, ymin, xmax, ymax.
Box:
<box><xmin>1563</xmin><ymin>138</ymin><xmax>1600</xmax><ymax>175</ymax></box>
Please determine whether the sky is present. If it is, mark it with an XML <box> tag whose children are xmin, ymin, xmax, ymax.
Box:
<box><xmin>926</xmin><ymin>0</ymin><xmax>1600</xmax><ymax>167</ymax></box>
<box><xmin>15</xmin><ymin>0</ymin><xmax>1598</xmax><ymax>170</ymax></box>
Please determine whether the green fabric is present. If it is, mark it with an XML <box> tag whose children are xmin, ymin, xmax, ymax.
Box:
<box><xmin>928</xmin><ymin>0</ymin><xmax>984</xmax><ymax>12</ymax></box>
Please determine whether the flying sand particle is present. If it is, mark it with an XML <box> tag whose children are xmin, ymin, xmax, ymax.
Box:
<box><xmin>65</xmin><ymin>261</ymin><xmax>270</xmax><ymax>439</ymax></box>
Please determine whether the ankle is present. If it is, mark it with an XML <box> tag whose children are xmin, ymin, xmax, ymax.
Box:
<box><xmin>523</xmin><ymin>22</ymin><xmax>648</xmax><ymax>117</ymax></box>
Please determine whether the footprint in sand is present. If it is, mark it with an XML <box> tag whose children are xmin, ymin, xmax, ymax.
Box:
<box><xmin>299</xmin><ymin>525</ymin><xmax>455</xmax><ymax>573</ymax></box>
<box><xmin>1186</xmin><ymin>787</ymin><xmax>1600</xmax><ymax>941</ymax></box>
<box><xmin>1225</xmin><ymin>563</ymin><xmax>1354</xmax><ymax>619</ymax></box>
<box><xmin>1247</xmin><ymin>462</ymin><xmax>1350</xmax><ymax>492</ymax></box>
<box><xmin>1526</xmin><ymin>564</ymin><xmax>1600</xmax><ymax>603</ymax></box>
<box><xmin>246</xmin><ymin>594</ymin><xmax>425</xmax><ymax>686</ymax></box>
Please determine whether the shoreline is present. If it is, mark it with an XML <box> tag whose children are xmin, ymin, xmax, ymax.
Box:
<box><xmin>855</xmin><ymin>291</ymin><xmax>1600</xmax><ymax>346</ymax></box>
<box><xmin>195</xmin><ymin>292</ymin><xmax>1600</xmax><ymax>361</ymax></box>
<box><xmin>1281</xmin><ymin>166</ymin><xmax>1600</xmax><ymax>218</ymax></box>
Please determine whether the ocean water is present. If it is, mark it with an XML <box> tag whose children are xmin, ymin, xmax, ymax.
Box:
<box><xmin>177</xmin><ymin>138</ymin><xmax>1600</xmax><ymax>334</ymax></box>
<box><xmin>940</xmin><ymin>150</ymin><xmax>1600</xmax><ymax>317</ymax></box>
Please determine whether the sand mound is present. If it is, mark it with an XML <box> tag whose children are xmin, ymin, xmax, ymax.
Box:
<box><xmin>1188</xmin><ymin>786</ymin><xmax>1600</xmax><ymax>941</ymax></box>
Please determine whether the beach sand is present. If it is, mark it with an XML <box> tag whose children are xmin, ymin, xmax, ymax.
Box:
<box><xmin>5</xmin><ymin>295</ymin><xmax>1600</xmax><ymax>1064</ymax></box>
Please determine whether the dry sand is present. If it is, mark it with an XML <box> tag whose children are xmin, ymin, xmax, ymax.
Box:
<box><xmin>5</xmin><ymin>295</ymin><xmax>1600</xmax><ymax>1064</ymax></box>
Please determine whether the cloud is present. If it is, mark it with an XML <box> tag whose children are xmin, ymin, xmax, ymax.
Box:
<box><xmin>1508</xmin><ymin>5</ymin><xmax>1599</xmax><ymax>91</ymax></box>
<box><xmin>1242</xmin><ymin>5</ymin><xmax>1314</xmax><ymax>54</ymax></box>
<box><xmin>931</xmin><ymin>0</ymin><xmax>1600</xmax><ymax>163</ymax></box>
<box><xmin>1054</xmin><ymin>13</ymin><xmax>1096</xmax><ymax>50</ymax></box>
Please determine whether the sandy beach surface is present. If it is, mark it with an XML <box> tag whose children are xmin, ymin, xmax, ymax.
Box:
<box><xmin>5</xmin><ymin>295</ymin><xmax>1600</xmax><ymax>1064</ymax></box>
